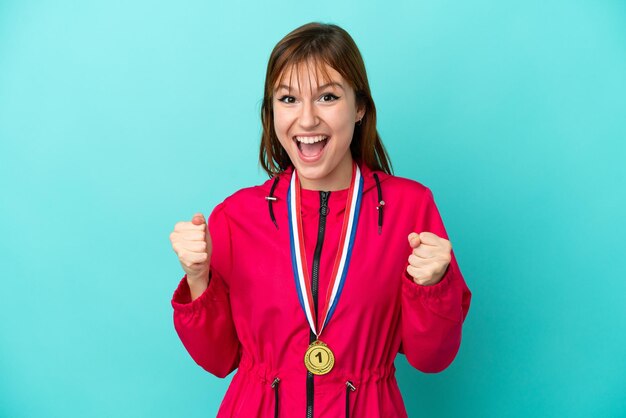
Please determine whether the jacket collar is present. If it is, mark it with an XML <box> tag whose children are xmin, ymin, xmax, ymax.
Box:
<box><xmin>265</xmin><ymin>161</ymin><xmax>388</xmax><ymax>233</ymax></box>
<box><xmin>273</xmin><ymin>161</ymin><xmax>389</xmax><ymax>198</ymax></box>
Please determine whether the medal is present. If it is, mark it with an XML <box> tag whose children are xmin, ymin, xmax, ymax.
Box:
<box><xmin>304</xmin><ymin>340</ymin><xmax>335</xmax><ymax>375</ymax></box>
<box><xmin>287</xmin><ymin>162</ymin><xmax>364</xmax><ymax>375</ymax></box>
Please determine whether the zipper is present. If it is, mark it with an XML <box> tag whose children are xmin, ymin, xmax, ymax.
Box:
<box><xmin>306</xmin><ymin>190</ymin><xmax>330</xmax><ymax>418</ymax></box>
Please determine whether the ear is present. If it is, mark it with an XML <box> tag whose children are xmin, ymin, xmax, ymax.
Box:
<box><xmin>356</xmin><ymin>105</ymin><xmax>366</xmax><ymax>123</ymax></box>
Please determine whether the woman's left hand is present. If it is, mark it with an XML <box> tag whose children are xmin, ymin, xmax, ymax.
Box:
<box><xmin>406</xmin><ymin>232</ymin><xmax>452</xmax><ymax>286</ymax></box>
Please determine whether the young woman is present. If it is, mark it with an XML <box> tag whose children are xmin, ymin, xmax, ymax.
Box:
<box><xmin>169</xmin><ymin>22</ymin><xmax>472</xmax><ymax>417</ymax></box>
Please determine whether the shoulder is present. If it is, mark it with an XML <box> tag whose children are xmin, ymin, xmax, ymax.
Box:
<box><xmin>211</xmin><ymin>175</ymin><xmax>281</xmax><ymax>220</ymax></box>
<box><xmin>383</xmin><ymin>173</ymin><xmax>431</xmax><ymax>194</ymax></box>
<box><xmin>364</xmin><ymin>168</ymin><xmax>434</xmax><ymax>204</ymax></box>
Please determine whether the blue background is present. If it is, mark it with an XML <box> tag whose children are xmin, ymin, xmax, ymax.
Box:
<box><xmin>1</xmin><ymin>1</ymin><xmax>625</xmax><ymax>417</ymax></box>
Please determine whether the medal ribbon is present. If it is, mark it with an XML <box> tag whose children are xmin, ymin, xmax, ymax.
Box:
<box><xmin>287</xmin><ymin>162</ymin><xmax>364</xmax><ymax>338</ymax></box>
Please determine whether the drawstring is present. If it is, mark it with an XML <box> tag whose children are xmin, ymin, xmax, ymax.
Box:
<box><xmin>270</xmin><ymin>375</ymin><xmax>354</xmax><ymax>416</ymax></box>
<box><xmin>271</xmin><ymin>377</ymin><xmax>280</xmax><ymax>418</ymax></box>
<box><xmin>345</xmin><ymin>380</ymin><xmax>356</xmax><ymax>417</ymax></box>
<box><xmin>373</xmin><ymin>173</ymin><xmax>384</xmax><ymax>235</ymax></box>
<box><xmin>265</xmin><ymin>176</ymin><xmax>280</xmax><ymax>229</ymax></box>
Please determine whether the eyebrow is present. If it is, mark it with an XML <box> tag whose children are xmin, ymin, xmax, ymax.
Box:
<box><xmin>274</xmin><ymin>81</ymin><xmax>345</xmax><ymax>93</ymax></box>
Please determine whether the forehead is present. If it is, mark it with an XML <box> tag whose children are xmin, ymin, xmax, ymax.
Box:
<box><xmin>274</xmin><ymin>59</ymin><xmax>344</xmax><ymax>92</ymax></box>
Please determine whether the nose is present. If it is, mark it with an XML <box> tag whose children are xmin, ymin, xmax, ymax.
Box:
<box><xmin>298</xmin><ymin>101</ymin><xmax>319</xmax><ymax>129</ymax></box>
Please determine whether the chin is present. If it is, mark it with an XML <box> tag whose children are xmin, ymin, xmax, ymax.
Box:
<box><xmin>294</xmin><ymin>164</ymin><xmax>328</xmax><ymax>179</ymax></box>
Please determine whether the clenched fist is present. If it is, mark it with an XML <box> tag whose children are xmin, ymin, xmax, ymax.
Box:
<box><xmin>406</xmin><ymin>232</ymin><xmax>452</xmax><ymax>286</ymax></box>
<box><xmin>170</xmin><ymin>213</ymin><xmax>212</xmax><ymax>299</ymax></box>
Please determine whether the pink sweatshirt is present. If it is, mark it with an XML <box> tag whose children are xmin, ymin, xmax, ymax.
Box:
<box><xmin>171</xmin><ymin>162</ymin><xmax>472</xmax><ymax>417</ymax></box>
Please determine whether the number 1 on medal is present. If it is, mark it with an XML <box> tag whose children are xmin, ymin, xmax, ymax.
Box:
<box><xmin>304</xmin><ymin>340</ymin><xmax>335</xmax><ymax>375</ymax></box>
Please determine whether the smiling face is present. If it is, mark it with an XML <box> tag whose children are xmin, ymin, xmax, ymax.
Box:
<box><xmin>272</xmin><ymin>61</ymin><xmax>365</xmax><ymax>191</ymax></box>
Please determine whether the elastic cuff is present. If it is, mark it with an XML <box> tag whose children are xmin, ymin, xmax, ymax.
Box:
<box><xmin>403</xmin><ymin>263</ymin><xmax>464</xmax><ymax>323</ymax></box>
<box><xmin>403</xmin><ymin>263</ymin><xmax>454</xmax><ymax>300</ymax></box>
<box><xmin>171</xmin><ymin>273</ymin><xmax>214</xmax><ymax>314</ymax></box>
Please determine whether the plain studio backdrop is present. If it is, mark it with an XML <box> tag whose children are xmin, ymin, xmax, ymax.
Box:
<box><xmin>1</xmin><ymin>1</ymin><xmax>625</xmax><ymax>417</ymax></box>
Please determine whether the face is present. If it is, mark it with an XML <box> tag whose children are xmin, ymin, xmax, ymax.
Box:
<box><xmin>273</xmin><ymin>61</ymin><xmax>365</xmax><ymax>191</ymax></box>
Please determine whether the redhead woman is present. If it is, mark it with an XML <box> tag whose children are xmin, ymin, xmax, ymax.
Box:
<box><xmin>169</xmin><ymin>22</ymin><xmax>472</xmax><ymax>417</ymax></box>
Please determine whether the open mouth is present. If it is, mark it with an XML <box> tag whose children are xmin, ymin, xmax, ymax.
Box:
<box><xmin>293</xmin><ymin>135</ymin><xmax>329</xmax><ymax>159</ymax></box>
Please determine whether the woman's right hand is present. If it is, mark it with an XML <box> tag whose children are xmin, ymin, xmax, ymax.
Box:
<box><xmin>170</xmin><ymin>213</ymin><xmax>213</xmax><ymax>296</ymax></box>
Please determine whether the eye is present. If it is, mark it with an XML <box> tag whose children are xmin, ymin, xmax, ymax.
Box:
<box><xmin>320</xmin><ymin>93</ymin><xmax>340</xmax><ymax>102</ymax></box>
<box><xmin>278</xmin><ymin>95</ymin><xmax>296</xmax><ymax>104</ymax></box>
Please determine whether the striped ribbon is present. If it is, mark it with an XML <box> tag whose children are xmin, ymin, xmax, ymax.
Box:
<box><xmin>287</xmin><ymin>162</ymin><xmax>364</xmax><ymax>337</ymax></box>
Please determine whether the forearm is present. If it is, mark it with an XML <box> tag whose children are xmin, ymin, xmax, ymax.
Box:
<box><xmin>187</xmin><ymin>272</ymin><xmax>210</xmax><ymax>301</ymax></box>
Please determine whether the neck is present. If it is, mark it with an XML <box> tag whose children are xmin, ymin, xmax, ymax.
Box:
<box><xmin>298</xmin><ymin>154</ymin><xmax>354</xmax><ymax>191</ymax></box>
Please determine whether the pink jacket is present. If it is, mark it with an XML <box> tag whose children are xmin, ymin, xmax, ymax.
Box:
<box><xmin>171</xmin><ymin>162</ymin><xmax>472</xmax><ymax>417</ymax></box>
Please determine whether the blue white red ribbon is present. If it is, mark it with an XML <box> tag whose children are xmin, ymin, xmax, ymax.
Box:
<box><xmin>287</xmin><ymin>162</ymin><xmax>364</xmax><ymax>337</ymax></box>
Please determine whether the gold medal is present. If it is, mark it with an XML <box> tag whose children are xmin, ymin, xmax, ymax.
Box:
<box><xmin>304</xmin><ymin>340</ymin><xmax>335</xmax><ymax>375</ymax></box>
